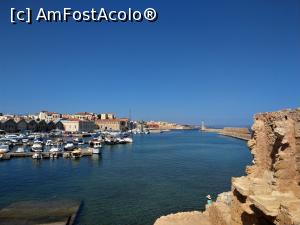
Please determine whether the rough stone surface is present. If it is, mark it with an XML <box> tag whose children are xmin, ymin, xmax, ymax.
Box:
<box><xmin>153</xmin><ymin>211</ymin><xmax>211</xmax><ymax>225</ymax></box>
<box><xmin>154</xmin><ymin>109</ymin><xmax>300</xmax><ymax>225</ymax></box>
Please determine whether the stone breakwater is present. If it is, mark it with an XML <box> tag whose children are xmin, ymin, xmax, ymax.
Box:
<box><xmin>154</xmin><ymin>109</ymin><xmax>300</xmax><ymax>225</ymax></box>
<box><xmin>204</xmin><ymin>127</ymin><xmax>251</xmax><ymax>141</ymax></box>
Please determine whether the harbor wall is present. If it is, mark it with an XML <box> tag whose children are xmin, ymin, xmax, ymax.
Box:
<box><xmin>204</xmin><ymin>127</ymin><xmax>251</xmax><ymax>141</ymax></box>
<box><xmin>154</xmin><ymin>109</ymin><xmax>300</xmax><ymax>225</ymax></box>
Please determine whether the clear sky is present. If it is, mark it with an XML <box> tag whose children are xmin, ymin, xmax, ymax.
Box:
<box><xmin>0</xmin><ymin>0</ymin><xmax>299</xmax><ymax>126</ymax></box>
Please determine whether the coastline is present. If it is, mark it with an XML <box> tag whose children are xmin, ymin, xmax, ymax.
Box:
<box><xmin>154</xmin><ymin>109</ymin><xmax>300</xmax><ymax>225</ymax></box>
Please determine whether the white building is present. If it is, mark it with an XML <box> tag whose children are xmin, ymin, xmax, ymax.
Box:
<box><xmin>38</xmin><ymin>111</ymin><xmax>62</xmax><ymax>122</ymax></box>
<box><xmin>61</xmin><ymin>119</ymin><xmax>96</xmax><ymax>133</ymax></box>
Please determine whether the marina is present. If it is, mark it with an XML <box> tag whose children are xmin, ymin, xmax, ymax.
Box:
<box><xmin>0</xmin><ymin>130</ymin><xmax>251</xmax><ymax>225</ymax></box>
<box><xmin>0</xmin><ymin>131</ymin><xmax>134</xmax><ymax>161</ymax></box>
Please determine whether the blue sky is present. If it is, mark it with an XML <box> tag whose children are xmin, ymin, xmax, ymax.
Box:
<box><xmin>0</xmin><ymin>0</ymin><xmax>299</xmax><ymax>126</ymax></box>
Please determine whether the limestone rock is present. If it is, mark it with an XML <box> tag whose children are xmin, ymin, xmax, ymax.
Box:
<box><xmin>153</xmin><ymin>109</ymin><xmax>300</xmax><ymax>225</ymax></box>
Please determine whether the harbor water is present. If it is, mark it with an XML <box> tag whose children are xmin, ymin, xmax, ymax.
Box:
<box><xmin>0</xmin><ymin>130</ymin><xmax>252</xmax><ymax>225</ymax></box>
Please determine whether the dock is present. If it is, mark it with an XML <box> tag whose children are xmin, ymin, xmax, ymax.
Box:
<box><xmin>0</xmin><ymin>200</ymin><xmax>82</xmax><ymax>225</ymax></box>
<box><xmin>0</xmin><ymin>149</ymin><xmax>93</xmax><ymax>160</ymax></box>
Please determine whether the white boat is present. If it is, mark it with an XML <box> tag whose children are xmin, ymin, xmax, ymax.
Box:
<box><xmin>49</xmin><ymin>146</ymin><xmax>62</xmax><ymax>153</ymax></box>
<box><xmin>92</xmin><ymin>148</ymin><xmax>100</xmax><ymax>154</ymax></box>
<box><xmin>10</xmin><ymin>139</ymin><xmax>18</xmax><ymax>144</ymax></box>
<box><xmin>71</xmin><ymin>149</ymin><xmax>82</xmax><ymax>159</ymax></box>
<box><xmin>31</xmin><ymin>143</ymin><xmax>43</xmax><ymax>152</ymax></box>
<box><xmin>45</xmin><ymin>140</ymin><xmax>53</xmax><ymax>146</ymax></box>
<box><xmin>32</xmin><ymin>152</ymin><xmax>42</xmax><ymax>159</ymax></box>
<box><xmin>0</xmin><ymin>145</ymin><xmax>10</xmax><ymax>153</ymax></box>
<box><xmin>92</xmin><ymin>141</ymin><xmax>102</xmax><ymax>154</ymax></box>
<box><xmin>33</xmin><ymin>139</ymin><xmax>43</xmax><ymax>144</ymax></box>
<box><xmin>104</xmin><ymin>137</ymin><xmax>117</xmax><ymax>145</ymax></box>
<box><xmin>5</xmin><ymin>134</ymin><xmax>18</xmax><ymax>139</ymax></box>
<box><xmin>22</xmin><ymin>138</ymin><xmax>29</xmax><ymax>143</ymax></box>
<box><xmin>123</xmin><ymin>137</ymin><xmax>133</xmax><ymax>143</ymax></box>
<box><xmin>64</xmin><ymin>143</ymin><xmax>75</xmax><ymax>151</ymax></box>
<box><xmin>78</xmin><ymin>141</ymin><xmax>85</xmax><ymax>145</ymax></box>
<box><xmin>50</xmin><ymin>152</ymin><xmax>59</xmax><ymax>159</ymax></box>
<box><xmin>16</xmin><ymin>147</ymin><xmax>25</xmax><ymax>153</ymax></box>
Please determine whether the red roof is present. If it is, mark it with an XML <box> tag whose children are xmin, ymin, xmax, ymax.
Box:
<box><xmin>75</xmin><ymin>112</ymin><xmax>94</xmax><ymax>115</ymax></box>
<box><xmin>96</xmin><ymin>118</ymin><xmax>128</xmax><ymax>123</ymax></box>
<box><xmin>47</xmin><ymin>112</ymin><xmax>60</xmax><ymax>115</ymax></box>
<box><xmin>65</xmin><ymin>118</ymin><xmax>81</xmax><ymax>122</ymax></box>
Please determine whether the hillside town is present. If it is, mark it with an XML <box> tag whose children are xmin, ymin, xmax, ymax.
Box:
<box><xmin>0</xmin><ymin>111</ymin><xmax>192</xmax><ymax>134</ymax></box>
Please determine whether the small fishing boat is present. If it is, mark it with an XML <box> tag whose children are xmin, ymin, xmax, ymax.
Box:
<box><xmin>33</xmin><ymin>138</ymin><xmax>43</xmax><ymax>144</ymax></box>
<box><xmin>32</xmin><ymin>152</ymin><xmax>42</xmax><ymax>159</ymax></box>
<box><xmin>49</xmin><ymin>146</ymin><xmax>62</xmax><ymax>153</ymax></box>
<box><xmin>116</xmin><ymin>137</ymin><xmax>126</xmax><ymax>144</ymax></box>
<box><xmin>31</xmin><ymin>143</ymin><xmax>43</xmax><ymax>152</ymax></box>
<box><xmin>0</xmin><ymin>145</ymin><xmax>10</xmax><ymax>153</ymax></box>
<box><xmin>64</xmin><ymin>142</ymin><xmax>75</xmax><ymax>151</ymax></box>
<box><xmin>63</xmin><ymin>152</ymin><xmax>71</xmax><ymax>158</ymax></box>
<box><xmin>22</xmin><ymin>138</ymin><xmax>29</xmax><ymax>143</ymax></box>
<box><xmin>92</xmin><ymin>141</ymin><xmax>102</xmax><ymax>154</ymax></box>
<box><xmin>16</xmin><ymin>147</ymin><xmax>25</xmax><ymax>153</ymax></box>
<box><xmin>78</xmin><ymin>139</ymin><xmax>85</xmax><ymax>145</ymax></box>
<box><xmin>71</xmin><ymin>149</ymin><xmax>81</xmax><ymax>159</ymax></box>
<box><xmin>45</xmin><ymin>140</ymin><xmax>53</xmax><ymax>146</ymax></box>
<box><xmin>104</xmin><ymin>137</ymin><xmax>118</xmax><ymax>145</ymax></box>
<box><xmin>123</xmin><ymin>137</ymin><xmax>133</xmax><ymax>143</ymax></box>
<box><xmin>49</xmin><ymin>152</ymin><xmax>59</xmax><ymax>159</ymax></box>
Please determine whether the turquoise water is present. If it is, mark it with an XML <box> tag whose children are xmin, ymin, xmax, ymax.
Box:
<box><xmin>0</xmin><ymin>130</ymin><xmax>252</xmax><ymax>225</ymax></box>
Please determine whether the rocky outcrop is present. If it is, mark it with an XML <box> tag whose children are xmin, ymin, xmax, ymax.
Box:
<box><xmin>154</xmin><ymin>109</ymin><xmax>300</xmax><ymax>225</ymax></box>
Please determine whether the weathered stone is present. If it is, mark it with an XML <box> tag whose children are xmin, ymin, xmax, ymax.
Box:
<box><xmin>154</xmin><ymin>109</ymin><xmax>300</xmax><ymax>225</ymax></box>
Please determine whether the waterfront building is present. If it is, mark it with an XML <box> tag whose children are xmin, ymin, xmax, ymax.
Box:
<box><xmin>23</xmin><ymin>114</ymin><xmax>38</xmax><ymax>120</ymax></box>
<box><xmin>62</xmin><ymin>114</ymin><xmax>72</xmax><ymax>119</ymax></box>
<box><xmin>47</xmin><ymin>121</ymin><xmax>56</xmax><ymax>131</ymax></box>
<box><xmin>54</xmin><ymin>120</ymin><xmax>65</xmax><ymax>130</ymax></box>
<box><xmin>146</xmin><ymin>121</ymin><xmax>188</xmax><ymax>130</ymax></box>
<box><xmin>38</xmin><ymin>111</ymin><xmax>62</xmax><ymax>122</ymax></box>
<box><xmin>17</xmin><ymin>119</ymin><xmax>28</xmax><ymax>132</ymax></box>
<box><xmin>37</xmin><ymin>120</ymin><xmax>48</xmax><ymax>132</ymax></box>
<box><xmin>27</xmin><ymin>120</ymin><xmax>38</xmax><ymax>132</ymax></box>
<box><xmin>61</xmin><ymin>119</ymin><xmax>96</xmax><ymax>133</ymax></box>
<box><xmin>96</xmin><ymin>118</ymin><xmax>128</xmax><ymax>131</ymax></box>
<box><xmin>99</xmin><ymin>113</ymin><xmax>115</xmax><ymax>120</ymax></box>
<box><xmin>0</xmin><ymin>114</ymin><xmax>14</xmax><ymax>121</ymax></box>
<box><xmin>72</xmin><ymin>112</ymin><xmax>96</xmax><ymax>121</ymax></box>
<box><xmin>2</xmin><ymin>119</ymin><xmax>18</xmax><ymax>133</ymax></box>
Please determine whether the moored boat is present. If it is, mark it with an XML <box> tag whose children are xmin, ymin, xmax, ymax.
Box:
<box><xmin>16</xmin><ymin>147</ymin><xmax>25</xmax><ymax>153</ymax></box>
<box><xmin>0</xmin><ymin>145</ymin><xmax>10</xmax><ymax>153</ymax></box>
<box><xmin>49</xmin><ymin>146</ymin><xmax>62</xmax><ymax>153</ymax></box>
<box><xmin>45</xmin><ymin>140</ymin><xmax>53</xmax><ymax>146</ymax></box>
<box><xmin>71</xmin><ymin>149</ymin><xmax>81</xmax><ymax>158</ymax></box>
<box><xmin>64</xmin><ymin>142</ymin><xmax>75</xmax><ymax>151</ymax></box>
<box><xmin>31</xmin><ymin>143</ymin><xmax>43</xmax><ymax>152</ymax></box>
<box><xmin>92</xmin><ymin>141</ymin><xmax>102</xmax><ymax>154</ymax></box>
<box><xmin>32</xmin><ymin>152</ymin><xmax>42</xmax><ymax>159</ymax></box>
<box><xmin>123</xmin><ymin>137</ymin><xmax>133</xmax><ymax>143</ymax></box>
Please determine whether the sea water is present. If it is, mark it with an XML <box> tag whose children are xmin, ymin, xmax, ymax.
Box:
<box><xmin>0</xmin><ymin>130</ymin><xmax>252</xmax><ymax>225</ymax></box>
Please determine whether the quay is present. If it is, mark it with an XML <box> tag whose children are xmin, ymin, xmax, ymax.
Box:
<box><xmin>202</xmin><ymin>127</ymin><xmax>251</xmax><ymax>141</ymax></box>
<box><xmin>1</xmin><ymin>149</ymin><xmax>93</xmax><ymax>160</ymax></box>
<box><xmin>0</xmin><ymin>200</ymin><xmax>82</xmax><ymax>225</ymax></box>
